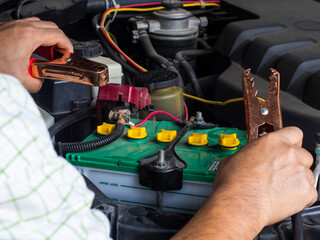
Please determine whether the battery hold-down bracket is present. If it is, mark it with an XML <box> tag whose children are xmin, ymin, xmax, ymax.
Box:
<box><xmin>139</xmin><ymin>121</ymin><xmax>192</xmax><ymax>191</ymax></box>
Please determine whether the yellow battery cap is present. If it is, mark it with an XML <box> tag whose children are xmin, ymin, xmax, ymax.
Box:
<box><xmin>127</xmin><ymin>126</ymin><xmax>147</xmax><ymax>139</ymax></box>
<box><xmin>97</xmin><ymin>122</ymin><xmax>116</xmax><ymax>135</ymax></box>
<box><xmin>187</xmin><ymin>133</ymin><xmax>208</xmax><ymax>146</ymax></box>
<box><xmin>157</xmin><ymin>129</ymin><xmax>177</xmax><ymax>142</ymax></box>
<box><xmin>218</xmin><ymin>133</ymin><xmax>240</xmax><ymax>150</ymax></box>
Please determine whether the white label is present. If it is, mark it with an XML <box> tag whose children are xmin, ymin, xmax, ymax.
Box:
<box><xmin>208</xmin><ymin>161</ymin><xmax>220</xmax><ymax>172</ymax></box>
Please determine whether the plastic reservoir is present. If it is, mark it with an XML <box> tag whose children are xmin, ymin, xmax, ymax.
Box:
<box><xmin>66</xmin><ymin>119</ymin><xmax>247</xmax><ymax>214</ymax></box>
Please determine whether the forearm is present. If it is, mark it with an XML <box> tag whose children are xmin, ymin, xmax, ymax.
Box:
<box><xmin>172</xmin><ymin>187</ymin><xmax>265</xmax><ymax>240</ymax></box>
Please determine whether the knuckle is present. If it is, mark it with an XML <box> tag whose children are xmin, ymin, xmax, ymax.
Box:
<box><xmin>290</xmin><ymin>126</ymin><xmax>303</xmax><ymax>138</ymax></box>
<box><xmin>25</xmin><ymin>16</ymin><xmax>40</xmax><ymax>21</ymax></box>
<box><xmin>311</xmin><ymin>188</ymin><xmax>318</xmax><ymax>202</ymax></box>
<box><xmin>45</xmin><ymin>21</ymin><xmax>58</xmax><ymax>28</ymax></box>
<box><xmin>297</xmin><ymin>165</ymin><xmax>305</xmax><ymax>173</ymax></box>
<box><xmin>19</xmin><ymin>24</ymin><xmax>36</xmax><ymax>38</ymax></box>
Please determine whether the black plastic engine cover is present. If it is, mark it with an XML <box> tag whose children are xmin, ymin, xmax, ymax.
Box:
<box><xmin>213</xmin><ymin>0</ymin><xmax>320</xmax><ymax>150</ymax></box>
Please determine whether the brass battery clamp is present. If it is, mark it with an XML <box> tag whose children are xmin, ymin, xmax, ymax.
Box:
<box><xmin>29</xmin><ymin>46</ymin><xmax>109</xmax><ymax>87</ymax></box>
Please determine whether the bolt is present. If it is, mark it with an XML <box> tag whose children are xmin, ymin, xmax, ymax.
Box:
<box><xmin>261</xmin><ymin>108</ymin><xmax>269</xmax><ymax>115</ymax></box>
<box><xmin>156</xmin><ymin>149</ymin><xmax>166</xmax><ymax>169</ymax></box>
<box><xmin>196</xmin><ymin>111</ymin><xmax>204</xmax><ymax>122</ymax></box>
<box><xmin>65</xmin><ymin>58</ymin><xmax>71</xmax><ymax>62</ymax></box>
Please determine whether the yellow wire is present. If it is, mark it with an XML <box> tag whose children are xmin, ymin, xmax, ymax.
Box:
<box><xmin>183</xmin><ymin>93</ymin><xmax>265</xmax><ymax>106</ymax></box>
<box><xmin>100</xmin><ymin>3</ymin><xmax>220</xmax><ymax>72</ymax></box>
<box><xmin>100</xmin><ymin>27</ymin><xmax>148</xmax><ymax>71</ymax></box>
<box><xmin>101</xmin><ymin>3</ymin><xmax>220</xmax><ymax>25</ymax></box>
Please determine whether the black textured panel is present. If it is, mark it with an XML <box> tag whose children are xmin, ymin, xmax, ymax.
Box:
<box><xmin>213</xmin><ymin>0</ymin><xmax>320</xmax><ymax>150</ymax></box>
<box><xmin>275</xmin><ymin>46</ymin><xmax>320</xmax><ymax>98</ymax></box>
<box><xmin>215</xmin><ymin>19</ymin><xmax>286</xmax><ymax>63</ymax></box>
<box><xmin>303</xmin><ymin>70</ymin><xmax>320</xmax><ymax>110</ymax></box>
<box><xmin>242</xmin><ymin>30</ymin><xmax>316</xmax><ymax>76</ymax></box>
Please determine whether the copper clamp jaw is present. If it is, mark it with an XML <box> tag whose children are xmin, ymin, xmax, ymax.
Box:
<box><xmin>242</xmin><ymin>68</ymin><xmax>282</xmax><ymax>143</ymax></box>
<box><xmin>30</xmin><ymin>47</ymin><xmax>109</xmax><ymax>87</ymax></box>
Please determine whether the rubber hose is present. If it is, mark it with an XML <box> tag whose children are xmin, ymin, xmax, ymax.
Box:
<box><xmin>180</xmin><ymin>61</ymin><xmax>203</xmax><ymax>98</ymax></box>
<box><xmin>49</xmin><ymin>107</ymin><xmax>95</xmax><ymax>139</ymax></box>
<box><xmin>138</xmin><ymin>32</ymin><xmax>171</xmax><ymax>66</ymax></box>
<box><xmin>184</xmin><ymin>74</ymin><xmax>217</xmax><ymax>96</ymax></box>
<box><xmin>175</xmin><ymin>49</ymin><xmax>214</xmax><ymax>98</ymax></box>
<box><xmin>292</xmin><ymin>213</ymin><xmax>304</xmax><ymax>240</ymax></box>
<box><xmin>138</xmin><ymin>31</ymin><xmax>184</xmax><ymax>88</ymax></box>
<box><xmin>197</xmin><ymin>38</ymin><xmax>212</xmax><ymax>50</ymax></box>
<box><xmin>57</xmin><ymin>123</ymin><xmax>124</xmax><ymax>155</ymax></box>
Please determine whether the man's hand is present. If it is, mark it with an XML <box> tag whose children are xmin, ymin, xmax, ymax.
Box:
<box><xmin>172</xmin><ymin>127</ymin><xmax>317</xmax><ymax>240</ymax></box>
<box><xmin>0</xmin><ymin>18</ymin><xmax>73</xmax><ymax>93</ymax></box>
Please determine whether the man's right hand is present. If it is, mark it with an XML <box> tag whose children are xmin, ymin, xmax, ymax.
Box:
<box><xmin>214</xmin><ymin>126</ymin><xmax>317</xmax><ymax>226</ymax></box>
<box><xmin>172</xmin><ymin>127</ymin><xmax>317</xmax><ymax>240</ymax></box>
<box><xmin>0</xmin><ymin>18</ymin><xmax>73</xmax><ymax>93</ymax></box>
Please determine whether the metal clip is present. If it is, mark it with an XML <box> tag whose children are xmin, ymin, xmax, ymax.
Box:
<box><xmin>30</xmin><ymin>47</ymin><xmax>109</xmax><ymax>87</ymax></box>
<box><xmin>242</xmin><ymin>68</ymin><xmax>282</xmax><ymax>143</ymax></box>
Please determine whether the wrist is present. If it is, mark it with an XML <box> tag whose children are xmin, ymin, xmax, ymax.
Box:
<box><xmin>172</xmin><ymin>185</ymin><xmax>267</xmax><ymax>240</ymax></box>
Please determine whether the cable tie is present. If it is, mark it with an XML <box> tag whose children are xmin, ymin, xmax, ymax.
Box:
<box><xmin>199</xmin><ymin>0</ymin><xmax>205</xmax><ymax>8</ymax></box>
<box><xmin>110</xmin><ymin>0</ymin><xmax>120</xmax><ymax>23</ymax></box>
<box><xmin>105</xmin><ymin>0</ymin><xmax>109</xmax><ymax>10</ymax></box>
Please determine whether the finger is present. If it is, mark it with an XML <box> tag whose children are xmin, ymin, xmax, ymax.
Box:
<box><xmin>305</xmin><ymin>187</ymin><xmax>318</xmax><ymax>208</ymax></box>
<box><xmin>0</xmin><ymin>17</ymin><xmax>40</xmax><ymax>28</ymax></box>
<box><xmin>20</xmin><ymin>17</ymin><xmax>41</xmax><ymax>22</ymax></box>
<box><xmin>274</xmin><ymin>127</ymin><xmax>303</xmax><ymax>147</ymax></box>
<box><xmin>20</xmin><ymin>73</ymin><xmax>44</xmax><ymax>93</ymax></box>
<box><xmin>296</xmin><ymin>147</ymin><xmax>314</xmax><ymax>167</ymax></box>
<box><xmin>34</xmin><ymin>28</ymin><xmax>73</xmax><ymax>53</ymax></box>
<box><xmin>305</xmin><ymin>167</ymin><xmax>316</xmax><ymax>185</ymax></box>
<box><xmin>28</xmin><ymin>20</ymin><xmax>59</xmax><ymax>29</ymax></box>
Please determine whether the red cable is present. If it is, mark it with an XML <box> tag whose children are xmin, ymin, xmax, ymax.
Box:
<box><xmin>134</xmin><ymin>110</ymin><xmax>182</xmax><ymax>127</ymax></box>
<box><xmin>184</xmin><ymin>102</ymin><xmax>189</xmax><ymax>121</ymax></box>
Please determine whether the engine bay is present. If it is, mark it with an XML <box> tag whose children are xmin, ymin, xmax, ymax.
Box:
<box><xmin>2</xmin><ymin>0</ymin><xmax>320</xmax><ymax>239</ymax></box>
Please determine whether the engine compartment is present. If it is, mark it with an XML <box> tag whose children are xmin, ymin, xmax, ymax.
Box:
<box><xmin>2</xmin><ymin>0</ymin><xmax>320</xmax><ymax>239</ymax></box>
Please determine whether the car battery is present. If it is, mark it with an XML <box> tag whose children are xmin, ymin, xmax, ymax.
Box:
<box><xmin>66</xmin><ymin>119</ymin><xmax>247</xmax><ymax>214</ymax></box>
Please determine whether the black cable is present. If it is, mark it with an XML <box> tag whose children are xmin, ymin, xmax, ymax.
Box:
<box><xmin>15</xmin><ymin>0</ymin><xmax>33</xmax><ymax>19</ymax></box>
<box><xmin>292</xmin><ymin>213</ymin><xmax>304</xmax><ymax>240</ymax></box>
<box><xmin>56</xmin><ymin>123</ymin><xmax>124</xmax><ymax>155</ymax></box>
<box><xmin>49</xmin><ymin>107</ymin><xmax>95</xmax><ymax>139</ymax></box>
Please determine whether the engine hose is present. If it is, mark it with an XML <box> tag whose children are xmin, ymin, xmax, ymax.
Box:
<box><xmin>184</xmin><ymin>74</ymin><xmax>217</xmax><ymax>97</ymax></box>
<box><xmin>49</xmin><ymin>107</ymin><xmax>95</xmax><ymax>139</ymax></box>
<box><xmin>93</xmin><ymin>15</ymin><xmax>140</xmax><ymax>75</ymax></box>
<box><xmin>138</xmin><ymin>31</ymin><xmax>184</xmax><ymax>88</ymax></box>
<box><xmin>175</xmin><ymin>49</ymin><xmax>215</xmax><ymax>98</ymax></box>
<box><xmin>197</xmin><ymin>38</ymin><xmax>211</xmax><ymax>50</ymax></box>
<box><xmin>180</xmin><ymin>61</ymin><xmax>203</xmax><ymax>98</ymax></box>
<box><xmin>57</xmin><ymin>122</ymin><xmax>124</xmax><ymax>156</ymax></box>
<box><xmin>138</xmin><ymin>32</ymin><xmax>169</xmax><ymax>66</ymax></box>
